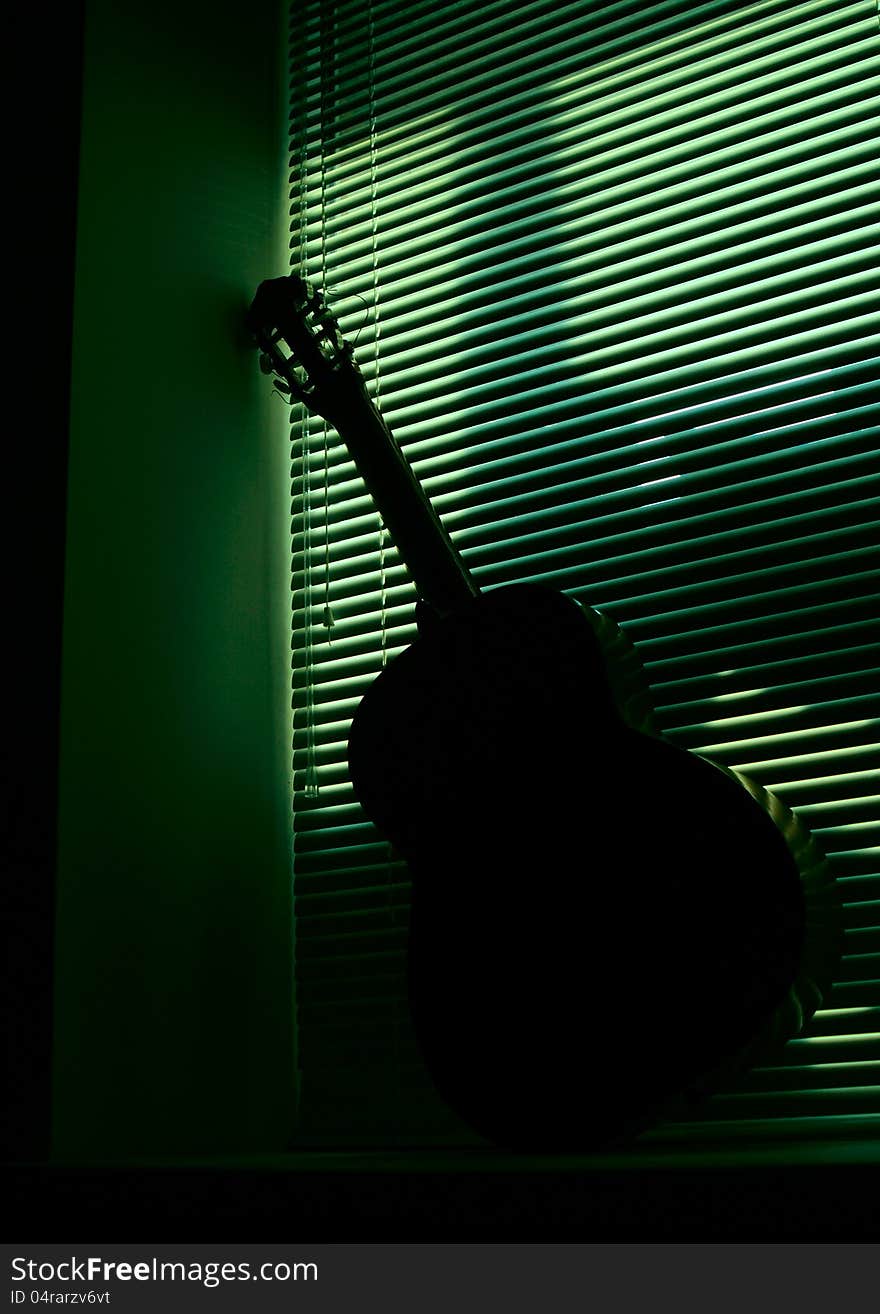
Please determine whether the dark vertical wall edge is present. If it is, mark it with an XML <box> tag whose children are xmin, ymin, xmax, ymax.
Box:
<box><xmin>4</xmin><ymin>2</ymin><xmax>85</xmax><ymax>1159</ymax></box>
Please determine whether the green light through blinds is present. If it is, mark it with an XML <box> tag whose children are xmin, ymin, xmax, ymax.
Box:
<box><xmin>287</xmin><ymin>0</ymin><xmax>879</xmax><ymax>1145</ymax></box>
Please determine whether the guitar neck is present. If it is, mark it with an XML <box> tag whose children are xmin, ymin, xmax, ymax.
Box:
<box><xmin>247</xmin><ymin>272</ymin><xmax>479</xmax><ymax>617</ymax></box>
<box><xmin>330</xmin><ymin>375</ymin><xmax>479</xmax><ymax>618</ymax></box>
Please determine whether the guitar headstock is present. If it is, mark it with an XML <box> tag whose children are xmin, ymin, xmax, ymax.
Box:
<box><xmin>246</xmin><ymin>274</ymin><xmax>360</xmax><ymax>422</ymax></box>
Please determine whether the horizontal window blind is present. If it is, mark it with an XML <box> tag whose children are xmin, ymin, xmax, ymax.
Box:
<box><xmin>287</xmin><ymin>0</ymin><xmax>879</xmax><ymax>1146</ymax></box>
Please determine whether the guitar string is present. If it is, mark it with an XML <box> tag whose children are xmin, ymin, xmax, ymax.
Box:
<box><xmin>319</xmin><ymin>9</ymin><xmax>335</xmax><ymax>649</ymax></box>
<box><xmin>288</xmin><ymin>0</ymin><xmax>308</xmax><ymax>1131</ymax></box>
<box><xmin>303</xmin><ymin>1</ymin><xmax>335</xmax><ymax>801</ymax></box>
<box><xmin>369</xmin><ymin>0</ymin><xmax>405</xmax><ymax>1109</ymax></box>
<box><xmin>295</xmin><ymin>64</ymin><xmax>317</xmax><ymax>797</ymax></box>
<box><xmin>369</xmin><ymin>5</ymin><xmax>389</xmax><ymax>676</ymax></box>
<box><xmin>286</xmin><ymin>11</ymin><xmax>312</xmax><ymax>802</ymax></box>
<box><xmin>301</xmin><ymin>391</ymin><xmax>318</xmax><ymax>801</ymax></box>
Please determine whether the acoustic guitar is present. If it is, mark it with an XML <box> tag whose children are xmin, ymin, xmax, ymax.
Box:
<box><xmin>248</xmin><ymin>273</ymin><xmax>836</xmax><ymax>1150</ymax></box>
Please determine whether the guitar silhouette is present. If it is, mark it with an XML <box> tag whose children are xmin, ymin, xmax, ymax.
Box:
<box><xmin>248</xmin><ymin>273</ymin><xmax>838</xmax><ymax>1150</ymax></box>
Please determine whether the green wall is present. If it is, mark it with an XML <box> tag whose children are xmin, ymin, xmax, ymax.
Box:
<box><xmin>53</xmin><ymin>0</ymin><xmax>295</xmax><ymax>1157</ymax></box>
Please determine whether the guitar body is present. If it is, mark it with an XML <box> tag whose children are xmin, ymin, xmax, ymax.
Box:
<box><xmin>349</xmin><ymin>583</ymin><xmax>806</xmax><ymax>1148</ymax></box>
